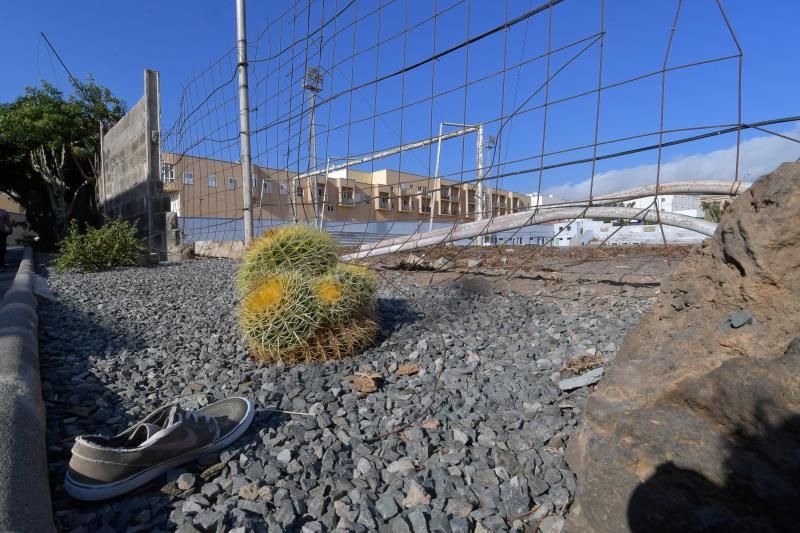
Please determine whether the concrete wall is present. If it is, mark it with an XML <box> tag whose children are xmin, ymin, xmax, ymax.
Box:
<box><xmin>177</xmin><ymin>217</ymin><xmax>451</xmax><ymax>245</ymax></box>
<box><xmin>177</xmin><ymin>216</ymin><xmax>561</xmax><ymax>249</ymax></box>
<box><xmin>598</xmin><ymin>224</ymin><xmax>706</xmax><ymax>244</ymax></box>
<box><xmin>585</xmin><ymin>219</ymin><xmax>706</xmax><ymax>245</ymax></box>
<box><xmin>0</xmin><ymin>248</ymin><xmax>55</xmax><ymax>532</ymax></box>
<box><xmin>100</xmin><ymin>70</ymin><xmax>169</xmax><ymax>260</ymax></box>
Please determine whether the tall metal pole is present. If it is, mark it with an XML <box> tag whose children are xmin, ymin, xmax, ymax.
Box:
<box><xmin>430</xmin><ymin>122</ymin><xmax>445</xmax><ymax>232</ymax></box>
<box><xmin>309</xmin><ymin>92</ymin><xmax>319</xmax><ymax>226</ymax></box>
<box><xmin>476</xmin><ymin>124</ymin><xmax>485</xmax><ymax>245</ymax></box>
<box><xmin>303</xmin><ymin>67</ymin><xmax>323</xmax><ymax>227</ymax></box>
<box><xmin>236</xmin><ymin>0</ymin><xmax>254</xmax><ymax>245</ymax></box>
<box><xmin>309</xmin><ymin>92</ymin><xmax>317</xmax><ymax>175</ymax></box>
<box><xmin>320</xmin><ymin>157</ymin><xmax>331</xmax><ymax>228</ymax></box>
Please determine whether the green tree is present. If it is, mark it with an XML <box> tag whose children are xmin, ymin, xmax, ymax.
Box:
<box><xmin>0</xmin><ymin>79</ymin><xmax>126</xmax><ymax>248</ymax></box>
<box><xmin>702</xmin><ymin>200</ymin><xmax>731</xmax><ymax>223</ymax></box>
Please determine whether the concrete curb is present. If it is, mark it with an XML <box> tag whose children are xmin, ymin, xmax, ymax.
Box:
<box><xmin>0</xmin><ymin>247</ymin><xmax>55</xmax><ymax>533</ymax></box>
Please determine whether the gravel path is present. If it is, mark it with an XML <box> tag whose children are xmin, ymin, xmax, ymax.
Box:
<box><xmin>39</xmin><ymin>258</ymin><xmax>655</xmax><ymax>532</ymax></box>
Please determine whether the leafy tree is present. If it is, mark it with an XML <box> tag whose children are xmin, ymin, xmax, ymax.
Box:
<box><xmin>702</xmin><ymin>200</ymin><xmax>731</xmax><ymax>223</ymax></box>
<box><xmin>0</xmin><ymin>79</ymin><xmax>126</xmax><ymax>248</ymax></box>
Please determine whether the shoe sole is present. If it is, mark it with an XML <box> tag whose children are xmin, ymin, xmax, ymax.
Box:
<box><xmin>64</xmin><ymin>398</ymin><xmax>255</xmax><ymax>501</ymax></box>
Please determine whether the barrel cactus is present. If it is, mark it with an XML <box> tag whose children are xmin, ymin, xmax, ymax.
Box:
<box><xmin>237</xmin><ymin>225</ymin><xmax>378</xmax><ymax>364</ymax></box>
<box><xmin>236</xmin><ymin>225</ymin><xmax>338</xmax><ymax>294</ymax></box>
<box><xmin>314</xmin><ymin>263</ymin><xmax>377</xmax><ymax>326</ymax></box>
<box><xmin>240</xmin><ymin>270</ymin><xmax>322</xmax><ymax>360</ymax></box>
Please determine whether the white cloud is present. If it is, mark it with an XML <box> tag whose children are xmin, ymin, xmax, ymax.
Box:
<box><xmin>545</xmin><ymin>125</ymin><xmax>800</xmax><ymax>199</ymax></box>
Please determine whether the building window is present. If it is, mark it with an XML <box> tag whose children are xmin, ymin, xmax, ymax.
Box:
<box><xmin>326</xmin><ymin>205</ymin><xmax>334</xmax><ymax>212</ymax></box>
<box><xmin>252</xmin><ymin>176</ymin><xmax>259</xmax><ymax>190</ymax></box>
<box><xmin>183</xmin><ymin>171</ymin><xmax>194</xmax><ymax>185</ymax></box>
<box><xmin>208</xmin><ymin>174</ymin><xmax>217</xmax><ymax>188</ymax></box>
<box><xmin>378</xmin><ymin>192</ymin><xmax>390</xmax><ymax>209</ymax></box>
<box><xmin>279</xmin><ymin>183</ymin><xmax>288</xmax><ymax>195</ymax></box>
<box><xmin>295</xmin><ymin>186</ymin><xmax>304</xmax><ymax>198</ymax></box>
<box><xmin>340</xmin><ymin>187</ymin><xmax>354</xmax><ymax>205</ymax></box>
<box><xmin>354</xmin><ymin>192</ymin><xmax>362</xmax><ymax>203</ymax></box>
<box><xmin>262</xmin><ymin>180</ymin><xmax>272</xmax><ymax>194</ymax></box>
<box><xmin>228</xmin><ymin>176</ymin><xmax>237</xmax><ymax>190</ymax></box>
<box><xmin>161</xmin><ymin>164</ymin><xmax>175</xmax><ymax>182</ymax></box>
<box><xmin>169</xmin><ymin>193</ymin><xmax>180</xmax><ymax>215</ymax></box>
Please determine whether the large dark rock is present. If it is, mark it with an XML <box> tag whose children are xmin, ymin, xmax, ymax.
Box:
<box><xmin>566</xmin><ymin>162</ymin><xmax>800</xmax><ymax>532</ymax></box>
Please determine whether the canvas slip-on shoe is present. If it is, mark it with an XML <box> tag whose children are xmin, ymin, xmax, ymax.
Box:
<box><xmin>65</xmin><ymin>396</ymin><xmax>254</xmax><ymax>501</ymax></box>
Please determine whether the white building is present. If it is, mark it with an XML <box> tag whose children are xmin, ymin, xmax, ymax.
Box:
<box><xmin>526</xmin><ymin>192</ymin><xmax>565</xmax><ymax>207</ymax></box>
<box><xmin>630</xmin><ymin>194</ymin><xmax>703</xmax><ymax>218</ymax></box>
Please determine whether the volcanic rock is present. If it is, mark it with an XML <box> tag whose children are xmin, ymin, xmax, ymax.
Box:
<box><xmin>567</xmin><ymin>162</ymin><xmax>800</xmax><ymax>531</ymax></box>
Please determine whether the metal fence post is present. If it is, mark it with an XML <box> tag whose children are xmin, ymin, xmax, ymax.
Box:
<box><xmin>236</xmin><ymin>0</ymin><xmax>254</xmax><ymax>246</ymax></box>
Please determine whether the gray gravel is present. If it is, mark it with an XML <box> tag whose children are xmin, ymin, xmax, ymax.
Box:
<box><xmin>39</xmin><ymin>258</ymin><xmax>654</xmax><ymax>532</ymax></box>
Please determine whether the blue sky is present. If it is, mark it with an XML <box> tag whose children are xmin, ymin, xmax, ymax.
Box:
<box><xmin>2</xmin><ymin>0</ymin><xmax>799</xmax><ymax>198</ymax></box>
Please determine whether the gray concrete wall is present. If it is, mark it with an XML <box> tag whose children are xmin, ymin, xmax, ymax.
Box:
<box><xmin>100</xmin><ymin>69</ymin><xmax>169</xmax><ymax>260</ymax></box>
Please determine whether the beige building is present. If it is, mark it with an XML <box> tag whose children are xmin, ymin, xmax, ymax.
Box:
<box><xmin>0</xmin><ymin>193</ymin><xmax>27</xmax><ymax>246</ymax></box>
<box><xmin>161</xmin><ymin>153</ymin><xmax>530</xmax><ymax>224</ymax></box>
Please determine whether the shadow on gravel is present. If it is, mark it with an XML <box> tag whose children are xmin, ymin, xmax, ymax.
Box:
<box><xmin>38</xmin><ymin>294</ymin><xmax>151</xmax><ymax>527</ymax></box>
<box><xmin>375</xmin><ymin>297</ymin><xmax>423</xmax><ymax>340</ymax></box>
<box><xmin>627</xmin><ymin>407</ymin><xmax>800</xmax><ymax>533</ymax></box>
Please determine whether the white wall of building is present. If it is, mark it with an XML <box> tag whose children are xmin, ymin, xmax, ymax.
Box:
<box><xmin>580</xmin><ymin>218</ymin><xmax>706</xmax><ymax>244</ymax></box>
<box><xmin>630</xmin><ymin>194</ymin><xmax>701</xmax><ymax>214</ymax></box>
<box><xmin>170</xmin><ymin>193</ymin><xmax>181</xmax><ymax>216</ymax></box>
<box><xmin>527</xmin><ymin>193</ymin><xmax>566</xmax><ymax>207</ymax></box>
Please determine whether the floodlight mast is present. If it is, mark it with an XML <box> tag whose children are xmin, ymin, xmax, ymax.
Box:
<box><xmin>304</xmin><ymin>67</ymin><xmax>324</xmax><ymax>226</ymax></box>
